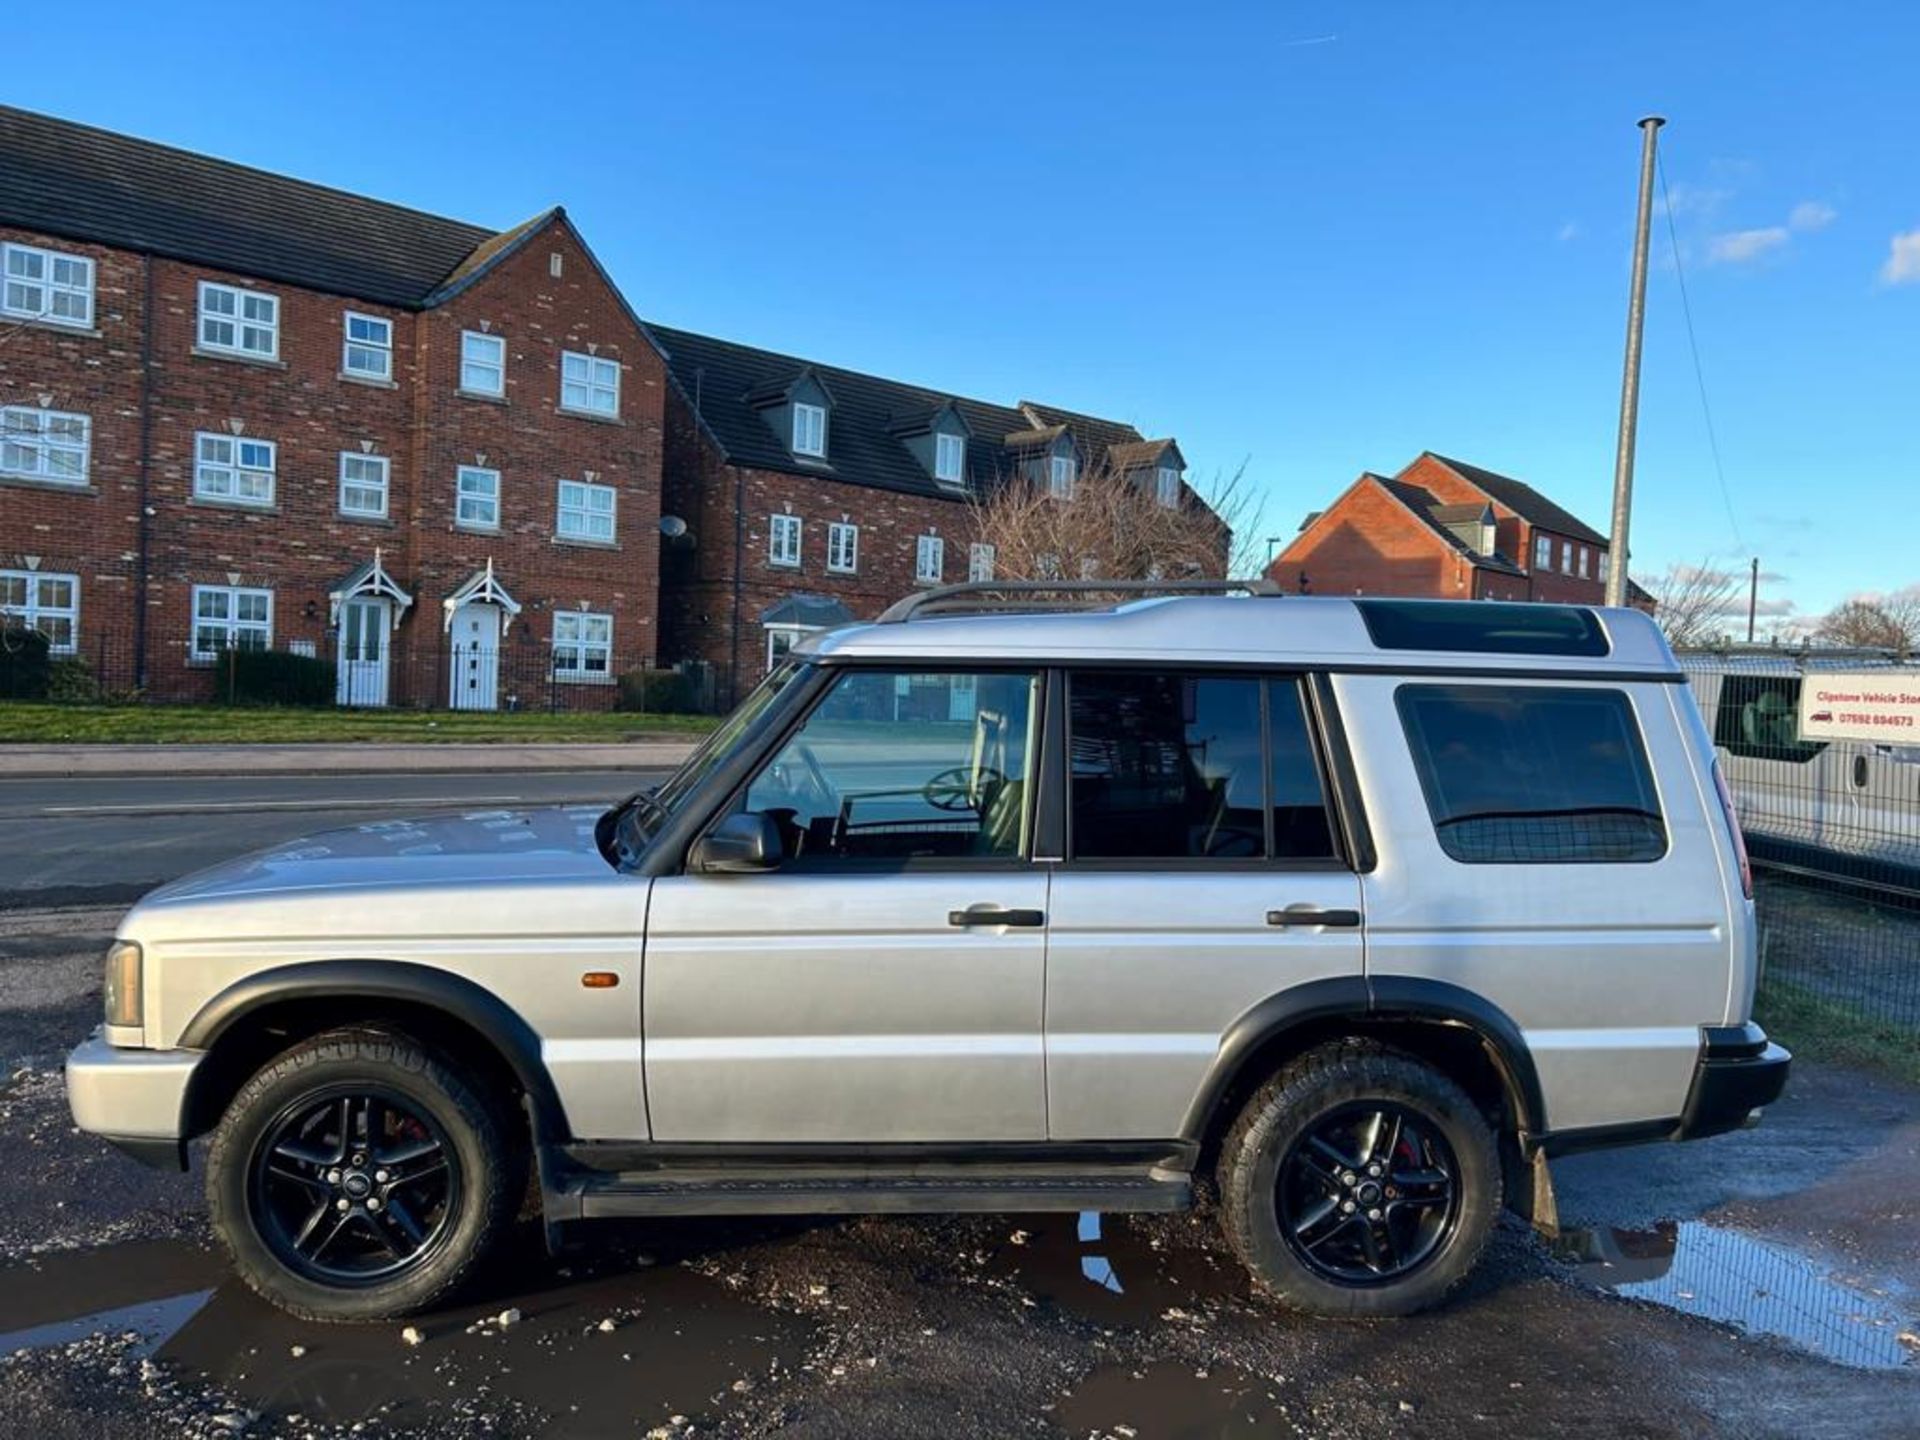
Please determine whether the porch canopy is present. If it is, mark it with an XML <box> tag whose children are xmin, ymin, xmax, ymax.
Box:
<box><xmin>328</xmin><ymin>549</ymin><xmax>413</xmax><ymax>627</ymax></box>
<box><xmin>759</xmin><ymin>593</ymin><xmax>854</xmax><ymax>630</ymax></box>
<box><xmin>441</xmin><ymin>559</ymin><xmax>522</xmax><ymax>634</ymax></box>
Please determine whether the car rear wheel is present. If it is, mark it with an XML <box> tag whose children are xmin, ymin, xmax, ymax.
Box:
<box><xmin>206</xmin><ymin>1029</ymin><xmax>517</xmax><ymax>1321</ymax></box>
<box><xmin>1218</xmin><ymin>1040</ymin><xmax>1500</xmax><ymax>1317</ymax></box>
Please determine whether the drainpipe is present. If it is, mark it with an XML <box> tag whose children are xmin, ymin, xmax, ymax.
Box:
<box><xmin>729</xmin><ymin>460</ymin><xmax>744</xmax><ymax>706</ymax></box>
<box><xmin>132</xmin><ymin>253</ymin><xmax>156</xmax><ymax>690</ymax></box>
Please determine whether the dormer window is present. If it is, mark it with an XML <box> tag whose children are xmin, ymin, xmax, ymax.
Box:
<box><xmin>1048</xmin><ymin>454</ymin><xmax>1076</xmax><ymax>499</ymax></box>
<box><xmin>1156</xmin><ymin>466</ymin><xmax>1180</xmax><ymax>508</ymax></box>
<box><xmin>793</xmin><ymin>402</ymin><xmax>826</xmax><ymax>457</ymax></box>
<box><xmin>935</xmin><ymin>432</ymin><xmax>965</xmax><ymax>485</ymax></box>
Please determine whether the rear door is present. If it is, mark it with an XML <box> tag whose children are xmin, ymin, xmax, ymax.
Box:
<box><xmin>1044</xmin><ymin>671</ymin><xmax>1363</xmax><ymax>1140</ymax></box>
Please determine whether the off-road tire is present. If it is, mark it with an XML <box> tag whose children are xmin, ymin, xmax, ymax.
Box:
<box><xmin>1218</xmin><ymin>1039</ymin><xmax>1500</xmax><ymax>1317</ymax></box>
<box><xmin>206</xmin><ymin>1028</ymin><xmax>517</xmax><ymax>1322</ymax></box>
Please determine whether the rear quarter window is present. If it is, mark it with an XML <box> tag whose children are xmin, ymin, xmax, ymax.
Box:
<box><xmin>1396</xmin><ymin>684</ymin><xmax>1667</xmax><ymax>864</ymax></box>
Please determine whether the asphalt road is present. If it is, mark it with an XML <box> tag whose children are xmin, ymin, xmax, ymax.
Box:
<box><xmin>0</xmin><ymin>770</ymin><xmax>667</xmax><ymax>905</ymax></box>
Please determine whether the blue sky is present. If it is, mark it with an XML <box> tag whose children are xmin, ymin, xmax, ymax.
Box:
<box><xmin>11</xmin><ymin>2</ymin><xmax>1916</xmax><ymax>626</ymax></box>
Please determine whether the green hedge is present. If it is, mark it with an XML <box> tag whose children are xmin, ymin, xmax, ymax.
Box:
<box><xmin>0</xmin><ymin>627</ymin><xmax>52</xmax><ymax>701</ymax></box>
<box><xmin>217</xmin><ymin>647</ymin><xmax>337</xmax><ymax>707</ymax></box>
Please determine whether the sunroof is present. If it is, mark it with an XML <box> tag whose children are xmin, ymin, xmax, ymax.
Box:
<box><xmin>1355</xmin><ymin>600</ymin><xmax>1610</xmax><ymax>657</ymax></box>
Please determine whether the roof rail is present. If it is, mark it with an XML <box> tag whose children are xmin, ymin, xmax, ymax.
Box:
<box><xmin>875</xmin><ymin>577</ymin><xmax>1282</xmax><ymax>624</ymax></box>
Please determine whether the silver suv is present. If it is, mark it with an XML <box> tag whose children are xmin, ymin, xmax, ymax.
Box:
<box><xmin>66</xmin><ymin>586</ymin><xmax>1789</xmax><ymax>1321</ymax></box>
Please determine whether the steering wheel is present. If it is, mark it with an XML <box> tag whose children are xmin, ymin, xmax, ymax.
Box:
<box><xmin>923</xmin><ymin>765</ymin><xmax>1005</xmax><ymax>812</ymax></box>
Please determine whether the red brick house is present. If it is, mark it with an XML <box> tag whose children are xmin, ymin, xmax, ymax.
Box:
<box><xmin>643</xmin><ymin>324</ymin><xmax>1185</xmax><ymax>700</ymax></box>
<box><xmin>1266</xmin><ymin>452</ymin><xmax>1653</xmax><ymax>609</ymax></box>
<box><xmin>1</xmin><ymin>105</ymin><xmax>663</xmax><ymax>707</ymax></box>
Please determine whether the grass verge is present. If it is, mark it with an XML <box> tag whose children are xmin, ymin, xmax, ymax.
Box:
<box><xmin>1755</xmin><ymin>975</ymin><xmax>1920</xmax><ymax>1087</ymax></box>
<box><xmin>0</xmin><ymin>703</ymin><xmax>715</xmax><ymax>745</ymax></box>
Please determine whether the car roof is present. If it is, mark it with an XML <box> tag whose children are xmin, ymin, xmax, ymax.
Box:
<box><xmin>800</xmin><ymin>595</ymin><xmax>1680</xmax><ymax>675</ymax></box>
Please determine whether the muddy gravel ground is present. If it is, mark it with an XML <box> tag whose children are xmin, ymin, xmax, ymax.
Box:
<box><xmin>1</xmin><ymin>904</ymin><xmax>1915</xmax><ymax>1439</ymax></box>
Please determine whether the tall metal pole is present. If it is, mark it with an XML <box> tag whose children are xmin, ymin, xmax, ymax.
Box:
<box><xmin>1746</xmin><ymin>555</ymin><xmax>1759</xmax><ymax>643</ymax></box>
<box><xmin>1605</xmin><ymin>115</ymin><xmax>1665</xmax><ymax>608</ymax></box>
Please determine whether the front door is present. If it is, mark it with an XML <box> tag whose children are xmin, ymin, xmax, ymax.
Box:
<box><xmin>336</xmin><ymin>597</ymin><xmax>391</xmax><ymax>707</ymax></box>
<box><xmin>1044</xmin><ymin>671</ymin><xmax>1364</xmax><ymax>1139</ymax></box>
<box><xmin>643</xmin><ymin>666</ymin><xmax>1049</xmax><ymax>1142</ymax></box>
<box><xmin>449</xmin><ymin>602</ymin><xmax>502</xmax><ymax>711</ymax></box>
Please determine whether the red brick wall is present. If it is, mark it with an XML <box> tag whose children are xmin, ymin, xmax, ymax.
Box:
<box><xmin>1</xmin><ymin>217</ymin><xmax>663</xmax><ymax>702</ymax></box>
<box><xmin>1396</xmin><ymin>454</ymin><xmax>1612</xmax><ymax>605</ymax></box>
<box><xmin>1265</xmin><ymin>477</ymin><xmax>1459</xmax><ymax>598</ymax></box>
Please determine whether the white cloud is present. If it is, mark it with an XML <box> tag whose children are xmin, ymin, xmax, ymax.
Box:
<box><xmin>1556</xmin><ymin>221</ymin><xmax>1579</xmax><ymax>243</ymax></box>
<box><xmin>1788</xmin><ymin>200</ymin><xmax>1836</xmax><ymax>232</ymax></box>
<box><xmin>1880</xmin><ymin>229</ymin><xmax>1920</xmax><ymax>286</ymax></box>
<box><xmin>1707</xmin><ymin>226</ymin><xmax>1790</xmax><ymax>265</ymax></box>
<box><xmin>1661</xmin><ymin>182</ymin><xmax>1731</xmax><ymax>219</ymax></box>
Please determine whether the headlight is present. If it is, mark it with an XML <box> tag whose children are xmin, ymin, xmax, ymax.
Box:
<box><xmin>104</xmin><ymin>941</ymin><xmax>143</xmax><ymax>1028</ymax></box>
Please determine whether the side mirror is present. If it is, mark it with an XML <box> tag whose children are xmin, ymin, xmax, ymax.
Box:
<box><xmin>690</xmin><ymin>811</ymin><xmax>784</xmax><ymax>873</ymax></box>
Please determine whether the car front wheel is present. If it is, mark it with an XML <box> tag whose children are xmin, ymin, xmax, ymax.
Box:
<box><xmin>1218</xmin><ymin>1040</ymin><xmax>1500</xmax><ymax>1317</ymax></box>
<box><xmin>206</xmin><ymin>1029</ymin><xmax>517</xmax><ymax>1321</ymax></box>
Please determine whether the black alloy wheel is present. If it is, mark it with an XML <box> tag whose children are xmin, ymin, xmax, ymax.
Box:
<box><xmin>1276</xmin><ymin>1100</ymin><xmax>1459</xmax><ymax>1284</ymax></box>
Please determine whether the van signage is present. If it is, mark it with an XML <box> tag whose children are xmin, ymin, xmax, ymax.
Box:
<box><xmin>1797</xmin><ymin>671</ymin><xmax>1920</xmax><ymax>740</ymax></box>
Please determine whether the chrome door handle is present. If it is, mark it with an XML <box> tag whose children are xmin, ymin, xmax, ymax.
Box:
<box><xmin>1266</xmin><ymin>907</ymin><xmax>1361</xmax><ymax>928</ymax></box>
<box><xmin>949</xmin><ymin>907</ymin><xmax>1046</xmax><ymax>928</ymax></box>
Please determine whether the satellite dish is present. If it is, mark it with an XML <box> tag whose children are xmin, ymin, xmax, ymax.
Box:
<box><xmin>659</xmin><ymin>514</ymin><xmax>688</xmax><ymax>539</ymax></box>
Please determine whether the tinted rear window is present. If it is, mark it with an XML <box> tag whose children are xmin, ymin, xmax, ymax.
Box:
<box><xmin>1357</xmin><ymin>600</ymin><xmax>1609</xmax><ymax>657</ymax></box>
<box><xmin>1712</xmin><ymin>674</ymin><xmax>1825</xmax><ymax>764</ymax></box>
<box><xmin>1396</xmin><ymin>684</ymin><xmax>1666</xmax><ymax>863</ymax></box>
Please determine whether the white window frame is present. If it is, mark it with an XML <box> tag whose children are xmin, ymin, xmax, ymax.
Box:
<box><xmin>934</xmin><ymin>431</ymin><xmax>965</xmax><ymax>485</ymax></box>
<box><xmin>193</xmin><ymin>432</ymin><xmax>277</xmax><ymax>506</ymax></box>
<box><xmin>1156</xmin><ymin>466</ymin><xmax>1181</xmax><ymax>507</ymax></box>
<box><xmin>1048</xmin><ymin>453</ymin><xmax>1077</xmax><ymax>499</ymax></box>
<box><xmin>197</xmin><ymin>281</ymin><xmax>279</xmax><ymax>359</ymax></box>
<box><xmin>792</xmin><ymin>402</ymin><xmax>827</xmax><ymax>458</ymax></box>
<box><xmin>338</xmin><ymin>452</ymin><xmax>390</xmax><ymax>518</ymax></box>
<box><xmin>0</xmin><ymin>569</ymin><xmax>80</xmax><ymax>654</ymax></box>
<box><xmin>1533</xmin><ymin>533</ymin><xmax>1553</xmax><ymax>571</ymax></box>
<box><xmin>769</xmin><ymin>513</ymin><xmax>803</xmax><ymax>568</ymax></box>
<box><xmin>1561</xmin><ymin>540</ymin><xmax>1574</xmax><ymax>575</ymax></box>
<box><xmin>460</xmin><ymin>330</ymin><xmax>505</xmax><ymax>396</ymax></box>
<box><xmin>456</xmin><ymin>465</ymin><xmax>501</xmax><ymax>531</ymax></box>
<box><xmin>342</xmin><ymin>311</ymin><xmax>393</xmax><ymax>380</ymax></box>
<box><xmin>2</xmin><ymin>241</ymin><xmax>95</xmax><ymax>328</ymax></box>
<box><xmin>560</xmin><ymin>350</ymin><xmax>620</xmax><ymax>417</ymax></box>
<box><xmin>1599</xmin><ymin>550</ymin><xmax>1611</xmax><ymax>586</ymax></box>
<box><xmin>189</xmin><ymin>584</ymin><xmax>273</xmax><ymax>661</ymax></box>
<box><xmin>1577</xmin><ymin>545</ymin><xmax>1590</xmax><ymax>579</ymax></box>
<box><xmin>968</xmin><ymin>542</ymin><xmax>995</xmax><ymax>582</ymax></box>
<box><xmin>1</xmin><ymin>406</ymin><xmax>91</xmax><ymax>485</ymax></box>
<box><xmin>915</xmin><ymin>533</ymin><xmax>945</xmax><ymax>584</ymax></box>
<box><xmin>827</xmin><ymin>521</ymin><xmax>859</xmax><ymax>574</ymax></box>
<box><xmin>551</xmin><ymin>609</ymin><xmax>614</xmax><ymax>681</ymax></box>
<box><xmin>556</xmin><ymin>478</ymin><xmax>617</xmax><ymax>543</ymax></box>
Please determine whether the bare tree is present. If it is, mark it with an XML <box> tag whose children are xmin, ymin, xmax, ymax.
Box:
<box><xmin>968</xmin><ymin>455</ymin><xmax>1261</xmax><ymax>584</ymax></box>
<box><xmin>1814</xmin><ymin>593</ymin><xmax>1920</xmax><ymax>650</ymax></box>
<box><xmin>1646</xmin><ymin>559</ymin><xmax>1743</xmax><ymax>647</ymax></box>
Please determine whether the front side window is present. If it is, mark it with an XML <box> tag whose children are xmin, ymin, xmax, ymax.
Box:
<box><xmin>916</xmin><ymin>534</ymin><xmax>944</xmax><ymax>583</ymax></box>
<box><xmin>461</xmin><ymin>331</ymin><xmax>505</xmax><ymax>395</ymax></box>
<box><xmin>198</xmin><ymin>281</ymin><xmax>279</xmax><ymax>358</ymax></box>
<box><xmin>828</xmin><ymin>521</ymin><xmax>858</xmax><ymax>573</ymax></box>
<box><xmin>1</xmin><ymin>406</ymin><xmax>90</xmax><ymax>484</ymax></box>
<box><xmin>343</xmin><ymin>312</ymin><xmax>393</xmax><ymax>379</ymax></box>
<box><xmin>742</xmin><ymin>668</ymin><xmax>1039</xmax><ymax>863</ymax></box>
<box><xmin>339</xmin><ymin>452</ymin><xmax>390</xmax><ymax>517</ymax></box>
<box><xmin>1048</xmin><ymin>453</ymin><xmax>1076</xmax><ymax>498</ymax></box>
<box><xmin>561</xmin><ymin>350</ymin><xmax>619</xmax><ymax>416</ymax></box>
<box><xmin>792</xmin><ymin>402</ymin><xmax>826</xmax><ymax>457</ymax></box>
<box><xmin>1068</xmin><ymin>673</ymin><xmax>1335</xmax><ymax>861</ymax></box>
<box><xmin>194</xmin><ymin>433</ymin><xmax>277</xmax><ymax>505</ymax></box>
<box><xmin>552</xmin><ymin>610</ymin><xmax>613</xmax><ymax>679</ymax></box>
<box><xmin>1713</xmin><ymin>674</ymin><xmax>1825</xmax><ymax>764</ymax></box>
<box><xmin>769</xmin><ymin>513</ymin><xmax>802</xmax><ymax>567</ymax></box>
<box><xmin>969</xmin><ymin>542</ymin><xmax>996</xmax><ymax>582</ymax></box>
<box><xmin>934</xmin><ymin>431</ymin><xmax>966</xmax><ymax>484</ymax></box>
<box><xmin>1533</xmin><ymin>533</ymin><xmax>1553</xmax><ymax>571</ymax></box>
<box><xmin>190</xmin><ymin>584</ymin><xmax>273</xmax><ymax>659</ymax></box>
<box><xmin>456</xmin><ymin>465</ymin><xmax>500</xmax><ymax>529</ymax></box>
<box><xmin>0</xmin><ymin>569</ymin><xmax>80</xmax><ymax>653</ymax></box>
<box><xmin>3</xmin><ymin>242</ymin><xmax>94</xmax><ymax>327</ymax></box>
<box><xmin>557</xmin><ymin>479</ymin><xmax>616</xmax><ymax>542</ymax></box>
<box><xmin>1397</xmin><ymin>684</ymin><xmax>1667</xmax><ymax>863</ymax></box>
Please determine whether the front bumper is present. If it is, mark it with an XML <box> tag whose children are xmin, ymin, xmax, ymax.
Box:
<box><xmin>1675</xmin><ymin>1022</ymin><xmax>1791</xmax><ymax>1141</ymax></box>
<box><xmin>65</xmin><ymin>1029</ymin><xmax>203</xmax><ymax>1171</ymax></box>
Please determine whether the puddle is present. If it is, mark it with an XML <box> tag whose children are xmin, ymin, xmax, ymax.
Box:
<box><xmin>0</xmin><ymin>1230</ymin><xmax>816</xmax><ymax>1433</ymax></box>
<box><xmin>1056</xmin><ymin>1359</ymin><xmax>1288</xmax><ymax>1438</ymax></box>
<box><xmin>1559</xmin><ymin>1219</ymin><xmax>1919</xmax><ymax>1371</ymax></box>
<box><xmin>993</xmin><ymin>1212</ymin><xmax>1246</xmax><ymax>1325</ymax></box>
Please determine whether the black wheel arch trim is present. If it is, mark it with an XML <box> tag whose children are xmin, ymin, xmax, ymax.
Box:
<box><xmin>176</xmin><ymin>959</ymin><xmax>570</xmax><ymax>1144</ymax></box>
<box><xmin>1178</xmin><ymin>974</ymin><xmax>1547</xmax><ymax>1143</ymax></box>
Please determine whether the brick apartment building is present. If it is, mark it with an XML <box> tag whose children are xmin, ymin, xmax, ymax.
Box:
<box><xmin>1</xmin><ymin>105</ymin><xmax>664</xmax><ymax>708</ymax></box>
<box><xmin>1265</xmin><ymin>452</ymin><xmax>1654</xmax><ymax>608</ymax></box>
<box><xmin>645</xmin><ymin>324</ymin><xmax>1187</xmax><ymax>699</ymax></box>
<box><xmin>1</xmin><ymin>106</ymin><xmax>1184</xmax><ymax>710</ymax></box>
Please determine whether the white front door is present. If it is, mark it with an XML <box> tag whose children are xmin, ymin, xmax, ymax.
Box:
<box><xmin>449</xmin><ymin>602</ymin><xmax>502</xmax><ymax>711</ymax></box>
<box><xmin>336</xmin><ymin>598</ymin><xmax>391</xmax><ymax>708</ymax></box>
